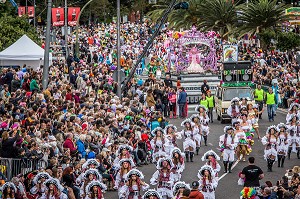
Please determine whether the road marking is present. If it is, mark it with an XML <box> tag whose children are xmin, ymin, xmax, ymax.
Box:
<box><xmin>218</xmin><ymin>160</ymin><xmax>240</xmax><ymax>181</ymax></box>
<box><xmin>208</xmin><ymin>143</ymin><xmax>213</xmax><ymax>146</ymax></box>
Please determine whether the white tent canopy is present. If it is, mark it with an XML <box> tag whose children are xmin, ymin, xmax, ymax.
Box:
<box><xmin>0</xmin><ymin>35</ymin><xmax>52</xmax><ymax>70</ymax></box>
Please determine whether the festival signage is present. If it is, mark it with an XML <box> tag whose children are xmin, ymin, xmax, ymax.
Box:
<box><xmin>68</xmin><ymin>7</ymin><xmax>80</xmax><ymax>26</ymax></box>
<box><xmin>285</xmin><ymin>7</ymin><xmax>300</xmax><ymax>25</ymax></box>
<box><xmin>18</xmin><ymin>7</ymin><xmax>26</xmax><ymax>17</ymax></box>
<box><xmin>52</xmin><ymin>8</ymin><xmax>64</xmax><ymax>26</ymax></box>
<box><xmin>223</xmin><ymin>45</ymin><xmax>238</xmax><ymax>62</ymax></box>
<box><xmin>27</xmin><ymin>6</ymin><xmax>34</xmax><ymax>18</ymax></box>
<box><xmin>222</xmin><ymin>61</ymin><xmax>252</xmax><ymax>82</ymax></box>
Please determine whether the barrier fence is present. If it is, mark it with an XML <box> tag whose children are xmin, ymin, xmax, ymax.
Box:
<box><xmin>0</xmin><ymin>158</ymin><xmax>48</xmax><ymax>180</ymax></box>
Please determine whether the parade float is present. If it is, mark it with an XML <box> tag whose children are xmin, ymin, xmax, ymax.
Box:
<box><xmin>164</xmin><ymin>26</ymin><xmax>220</xmax><ymax>104</ymax></box>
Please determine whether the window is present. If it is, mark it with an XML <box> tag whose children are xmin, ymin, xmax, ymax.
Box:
<box><xmin>223</xmin><ymin>88</ymin><xmax>253</xmax><ymax>101</ymax></box>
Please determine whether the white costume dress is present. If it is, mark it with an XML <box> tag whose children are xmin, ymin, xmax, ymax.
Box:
<box><xmin>261</xmin><ymin>136</ymin><xmax>278</xmax><ymax>161</ymax></box>
<box><xmin>40</xmin><ymin>193</ymin><xmax>68</xmax><ymax>199</ymax></box>
<box><xmin>192</xmin><ymin>124</ymin><xmax>202</xmax><ymax>147</ymax></box>
<box><xmin>219</xmin><ymin>134</ymin><xmax>236</xmax><ymax>162</ymax></box>
<box><xmin>119</xmin><ymin>183</ymin><xmax>150</xmax><ymax>199</ymax></box>
<box><xmin>151</xmin><ymin>138</ymin><xmax>167</xmax><ymax>161</ymax></box>
<box><xmin>277</xmin><ymin>134</ymin><xmax>289</xmax><ymax>156</ymax></box>
<box><xmin>227</xmin><ymin>105</ymin><xmax>240</xmax><ymax>124</ymax></box>
<box><xmin>150</xmin><ymin>170</ymin><xmax>176</xmax><ymax>198</ymax></box>
<box><xmin>179</xmin><ymin>130</ymin><xmax>196</xmax><ymax>151</ymax></box>
<box><xmin>198</xmin><ymin>178</ymin><xmax>218</xmax><ymax>199</ymax></box>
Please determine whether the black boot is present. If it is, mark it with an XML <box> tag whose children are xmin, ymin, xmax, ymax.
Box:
<box><xmin>204</xmin><ymin>136</ymin><xmax>207</xmax><ymax>146</ymax></box>
<box><xmin>185</xmin><ymin>151</ymin><xmax>189</xmax><ymax>162</ymax></box>
<box><xmin>190</xmin><ymin>152</ymin><xmax>194</xmax><ymax>162</ymax></box>
<box><xmin>288</xmin><ymin>152</ymin><xmax>291</xmax><ymax>160</ymax></box>
<box><xmin>269</xmin><ymin>159</ymin><xmax>274</xmax><ymax>172</ymax></box>
<box><xmin>267</xmin><ymin>159</ymin><xmax>272</xmax><ymax>172</ymax></box>
<box><xmin>228</xmin><ymin>162</ymin><xmax>233</xmax><ymax>173</ymax></box>
<box><xmin>196</xmin><ymin>147</ymin><xmax>200</xmax><ymax>155</ymax></box>
<box><xmin>277</xmin><ymin>155</ymin><xmax>281</xmax><ymax>167</ymax></box>
<box><xmin>281</xmin><ymin>156</ymin><xmax>285</xmax><ymax>168</ymax></box>
<box><xmin>297</xmin><ymin>149</ymin><xmax>300</xmax><ymax>159</ymax></box>
<box><xmin>223</xmin><ymin>161</ymin><xmax>228</xmax><ymax>173</ymax></box>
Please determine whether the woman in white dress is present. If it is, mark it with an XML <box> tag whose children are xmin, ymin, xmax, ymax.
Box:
<box><xmin>115</xmin><ymin>159</ymin><xmax>135</xmax><ymax>197</ymax></box>
<box><xmin>172</xmin><ymin>181</ymin><xmax>190</xmax><ymax>199</ymax></box>
<box><xmin>142</xmin><ymin>189</ymin><xmax>162</xmax><ymax>199</ymax></box>
<box><xmin>195</xmin><ymin>105</ymin><xmax>210</xmax><ymax>146</ymax></box>
<box><xmin>77</xmin><ymin>159</ymin><xmax>101</xmax><ymax>185</ymax></box>
<box><xmin>113</xmin><ymin>145</ymin><xmax>135</xmax><ymax>170</ymax></box>
<box><xmin>201</xmin><ymin>150</ymin><xmax>221</xmax><ymax>179</ymax></box>
<box><xmin>197</xmin><ymin>165</ymin><xmax>218</xmax><ymax>199</ymax></box>
<box><xmin>80</xmin><ymin>168</ymin><xmax>103</xmax><ymax>198</ymax></box>
<box><xmin>179</xmin><ymin>119</ymin><xmax>196</xmax><ymax>162</ymax></box>
<box><xmin>1</xmin><ymin>182</ymin><xmax>17</xmax><ymax>199</ymax></box>
<box><xmin>190</xmin><ymin>114</ymin><xmax>202</xmax><ymax>155</ymax></box>
<box><xmin>170</xmin><ymin>147</ymin><xmax>185</xmax><ymax>182</ymax></box>
<box><xmin>276</xmin><ymin>123</ymin><xmax>289</xmax><ymax>168</ymax></box>
<box><xmin>119</xmin><ymin>169</ymin><xmax>149</xmax><ymax>199</ymax></box>
<box><xmin>85</xmin><ymin>180</ymin><xmax>107</xmax><ymax>199</ymax></box>
<box><xmin>30</xmin><ymin>172</ymin><xmax>51</xmax><ymax>197</ymax></box>
<box><xmin>286</xmin><ymin>103</ymin><xmax>300</xmax><ymax>123</ymax></box>
<box><xmin>164</xmin><ymin>124</ymin><xmax>179</xmax><ymax>148</ymax></box>
<box><xmin>287</xmin><ymin>121</ymin><xmax>300</xmax><ymax>159</ymax></box>
<box><xmin>150</xmin><ymin>157</ymin><xmax>176</xmax><ymax>199</ymax></box>
<box><xmin>261</xmin><ymin>125</ymin><xmax>278</xmax><ymax>172</ymax></box>
<box><xmin>151</xmin><ymin>127</ymin><xmax>167</xmax><ymax>162</ymax></box>
<box><xmin>40</xmin><ymin>178</ymin><xmax>68</xmax><ymax>199</ymax></box>
<box><xmin>233</xmin><ymin>122</ymin><xmax>248</xmax><ymax>162</ymax></box>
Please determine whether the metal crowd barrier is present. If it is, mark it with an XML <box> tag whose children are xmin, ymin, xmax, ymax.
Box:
<box><xmin>0</xmin><ymin>158</ymin><xmax>48</xmax><ymax>180</ymax></box>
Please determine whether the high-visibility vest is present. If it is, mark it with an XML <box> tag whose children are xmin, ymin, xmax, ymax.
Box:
<box><xmin>200</xmin><ymin>99</ymin><xmax>208</xmax><ymax>108</ymax></box>
<box><xmin>206</xmin><ymin>96</ymin><xmax>214</xmax><ymax>108</ymax></box>
<box><xmin>255</xmin><ymin>89</ymin><xmax>264</xmax><ymax>101</ymax></box>
<box><xmin>266</xmin><ymin>93</ymin><xmax>275</xmax><ymax>105</ymax></box>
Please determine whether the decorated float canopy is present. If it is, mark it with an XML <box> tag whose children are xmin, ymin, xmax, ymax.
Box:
<box><xmin>166</xmin><ymin>26</ymin><xmax>217</xmax><ymax>73</ymax></box>
<box><xmin>285</xmin><ymin>7</ymin><xmax>300</xmax><ymax>25</ymax></box>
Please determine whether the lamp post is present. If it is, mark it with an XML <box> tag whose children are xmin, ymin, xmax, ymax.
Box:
<box><xmin>42</xmin><ymin>0</ymin><xmax>52</xmax><ymax>90</ymax></box>
<box><xmin>117</xmin><ymin>0</ymin><xmax>121</xmax><ymax>98</ymax></box>
<box><xmin>64</xmin><ymin>0</ymin><xmax>68</xmax><ymax>57</ymax></box>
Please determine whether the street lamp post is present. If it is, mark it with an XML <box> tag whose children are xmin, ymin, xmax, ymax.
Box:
<box><xmin>42</xmin><ymin>0</ymin><xmax>52</xmax><ymax>90</ymax></box>
<box><xmin>117</xmin><ymin>0</ymin><xmax>121</xmax><ymax>98</ymax></box>
<box><xmin>64</xmin><ymin>0</ymin><xmax>68</xmax><ymax>57</ymax></box>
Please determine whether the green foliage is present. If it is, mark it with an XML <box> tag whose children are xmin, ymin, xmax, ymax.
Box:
<box><xmin>0</xmin><ymin>1</ymin><xmax>17</xmax><ymax>17</ymax></box>
<box><xmin>0</xmin><ymin>15</ymin><xmax>40</xmax><ymax>51</ymax></box>
<box><xmin>277</xmin><ymin>32</ymin><xmax>300</xmax><ymax>52</ymax></box>
<box><xmin>258</xmin><ymin>29</ymin><xmax>276</xmax><ymax>47</ymax></box>
<box><xmin>237</xmin><ymin>0</ymin><xmax>288</xmax><ymax>35</ymax></box>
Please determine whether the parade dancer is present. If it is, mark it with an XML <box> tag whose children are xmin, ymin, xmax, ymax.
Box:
<box><xmin>197</xmin><ymin>165</ymin><xmax>218</xmax><ymax>199</ymax></box>
<box><xmin>151</xmin><ymin>127</ymin><xmax>167</xmax><ymax>162</ymax></box>
<box><xmin>1</xmin><ymin>182</ymin><xmax>17</xmax><ymax>199</ymax></box>
<box><xmin>115</xmin><ymin>159</ymin><xmax>135</xmax><ymax>197</ymax></box>
<box><xmin>286</xmin><ymin>103</ymin><xmax>300</xmax><ymax>123</ymax></box>
<box><xmin>219</xmin><ymin>126</ymin><xmax>236</xmax><ymax>173</ymax></box>
<box><xmin>80</xmin><ymin>168</ymin><xmax>103</xmax><ymax>198</ymax></box>
<box><xmin>250</xmin><ymin>104</ymin><xmax>261</xmax><ymax>139</ymax></box>
<box><xmin>261</xmin><ymin>125</ymin><xmax>278</xmax><ymax>172</ymax></box>
<box><xmin>164</xmin><ymin>124</ymin><xmax>179</xmax><ymax>148</ymax></box>
<box><xmin>240</xmin><ymin>113</ymin><xmax>254</xmax><ymax>155</ymax></box>
<box><xmin>41</xmin><ymin>178</ymin><xmax>68</xmax><ymax>199</ymax></box>
<box><xmin>201</xmin><ymin>150</ymin><xmax>221</xmax><ymax>178</ymax></box>
<box><xmin>172</xmin><ymin>181</ymin><xmax>190</xmax><ymax>199</ymax></box>
<box><xmin>142</xmin><ymin>189</ymin><xmax>162</xmax><ymax>199</ymax></box>
<box><xmin>150</xmin><ymin>157</ymin><xmax>176</xmax><ymax>199</ymax></box>
<box><xmin>277</xmin><ymin>123</ymin><xmax>289</xmax><ymax>167</ymax></box>
<box><xmin>195</xmin><ymin>105</ymin><xmax>210</xmax><ymax>147</ymax></box>
<box><xmin>85</xmin><ymin>180</ymin><xmax>107</xmax><ymax>199</ymax></box>
<box><xmin>30</xmin><ymin>172</ymin><xmax>51</xmax><ymax>197</ymax></box>
<box><xmin>113</xmin><ymin>145</ymin><xmax>134</xmax><ymax>169</ymax></box>
<box><xmin>170</xmin><ymin>147</ymin><xmax>185</xmax><ymax>182</ymax></box>
<box><xmin>77</xmin><ymin>159</ymin><xmax>101</xmax><ymax>185</ymax></box>
<box><xmin>179</xmin><ymin>119</ymin><xmax>196</xmax><ymax>162</ymax></box>
<box><xmin>234</xmin><ymin>122</ymin><xmax>248</xmax><ymax>162</ymax></box>
<box><xmin>227</xmin><ymin>97</ymin><xmax>240</xmax><ymax>124</ymax></box>
<box><xmin>190</xmin><ymin>114</ymin><xmax>202</xmax><ymax>155</ymax></box>
<box><xmin>119</xmin><ymin>169</ymin><xmax>149</xmax><ymax>199</ymax></box>
<box><xmin>287</xmin><ymin>122</ymin><xmax>300</xmax><ymax>159</ymax></box>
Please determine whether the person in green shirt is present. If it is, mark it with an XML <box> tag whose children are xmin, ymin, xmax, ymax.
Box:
<box><xmin>199</xmin><ymin>93</ymin><xmax>208</xmax><ymax>109</ymax></box>
<box><xmin>265</xmin><ymin>87</ymin><xmax>277</xmax><ymax>122</ymax></box>
<box><xmin>206</xmin><ymin>90</ymin><xmax>215</xmax><ymax>123</ymax></box>
<box><xmin>254</xmin><ymin>84</ymin><xmax>264</xmax><ymax>119</ymax></box>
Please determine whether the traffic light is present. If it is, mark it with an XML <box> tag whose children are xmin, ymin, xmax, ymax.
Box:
<box><xmin>174</xmin><ymin>2</ymin><xmax>189</xmax><ymax>10</ymax></box>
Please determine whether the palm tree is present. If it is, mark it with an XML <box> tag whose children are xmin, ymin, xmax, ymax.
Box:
<box><xmin>197</xmin><ymin>0</ymin><xmax>239</xmax><ymax>38</ymax></box>
<box><xmin>237</xmin><ymin>0</ymin><xmax>288</xmax><ymax>35</ymax></box>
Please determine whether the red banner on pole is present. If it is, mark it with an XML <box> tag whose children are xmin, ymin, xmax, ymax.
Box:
<box><xmin>18</xmin><ymin>7</ymin><xmax>26</xmax><ymax>17</ymax></box>
<box><xmin>52</xmin><ymin>8</ymin><xmax>64</xmax><ymax>26</ymax></box>
<box><xmin>68</xmin><ymin>7</ymin><xmax>80</xmax><ymax>26</ymax></box>
<box><xmin>27</xmin><ymin>6</ymin><xmax>34</xmax><ymax>18</ymax></box>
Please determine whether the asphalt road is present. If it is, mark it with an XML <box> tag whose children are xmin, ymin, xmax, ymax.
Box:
<box><xmin>106</xmin><ymin>109</ymin><xmax>300</xmax><ymax>198</ymax></box>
